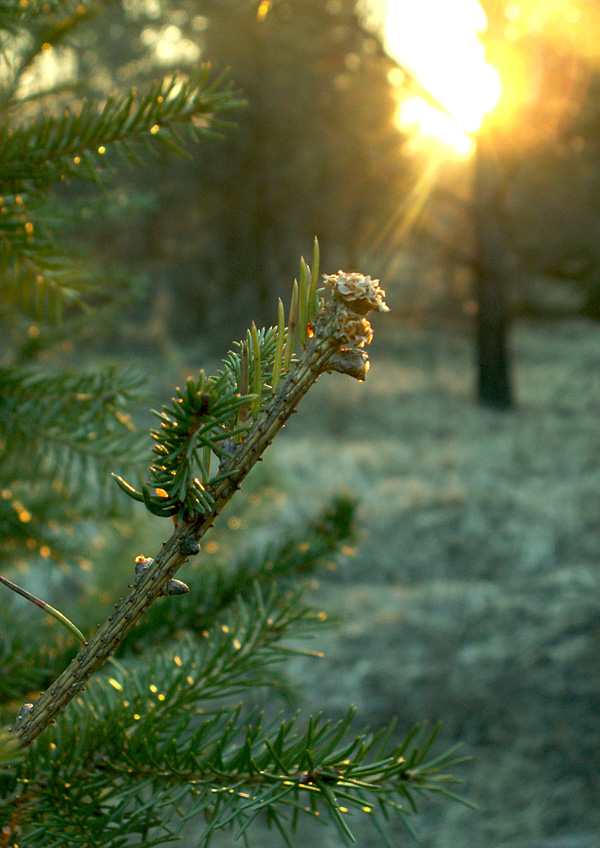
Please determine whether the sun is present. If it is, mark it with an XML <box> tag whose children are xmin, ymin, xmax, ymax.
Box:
<box><xmin>380</xmin><ymin>0</ymin><xmax>501</xmax><ymax>155</ymax></box>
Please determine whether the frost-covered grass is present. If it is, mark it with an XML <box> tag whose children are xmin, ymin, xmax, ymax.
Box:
<box><xmin>258</xmin><ymin>318</ymin><xmax>600</xmax><ymax>848</ymax></box>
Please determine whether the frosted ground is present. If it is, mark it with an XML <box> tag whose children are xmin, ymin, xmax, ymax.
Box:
<box><xmin>253</xmin><ymin>317</ymin><xmax>600</xmax><ymax>848</ymax></box>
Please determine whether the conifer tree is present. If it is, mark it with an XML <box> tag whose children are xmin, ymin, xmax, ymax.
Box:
<box><xmin>0</xmin><ymin>3</ymin><xmax>466</xmax><ymax>845</ymax></box>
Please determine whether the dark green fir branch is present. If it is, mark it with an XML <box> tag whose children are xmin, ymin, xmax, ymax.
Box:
<box><xmin>1</xmin><ymin>585</ymin><xmax>467</xmax><ymax>847</ymax></box>
<box><xmin>0</xmin><ymin>68</ymin><xmax>243</xmax><ymax>192</ymax></box>
<box><xmin>0</xmin><ymin>365</ymin><xmax>146</xmax><ymax>505</ymax></box>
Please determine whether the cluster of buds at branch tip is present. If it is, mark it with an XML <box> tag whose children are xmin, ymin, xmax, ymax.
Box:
<box><xmin>320</xmin><ymin>271</ymin><xmax>389</xmax><ymax>380</ymax></box>
<box><xmin>326</xmin><ymin>271</ymin><xmax>389</xmax><ymax>316</ymax></box>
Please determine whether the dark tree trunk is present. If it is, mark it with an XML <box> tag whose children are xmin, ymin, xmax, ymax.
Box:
<box><xmin>473</xmin><ymin>134</ymin><xmax>514</xmax><ymax>409</ymax></box>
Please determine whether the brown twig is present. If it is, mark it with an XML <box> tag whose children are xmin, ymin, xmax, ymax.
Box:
<box><xmin>11</xmin><ymin>272</ymin><xmax>388</xmax><ymax>748</ymax></box>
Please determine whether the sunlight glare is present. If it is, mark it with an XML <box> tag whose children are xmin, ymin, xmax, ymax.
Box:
<box><xmin>399</xmin><ymin>97</ymin><xmax>475</xmax><ymax>156</ymax></box>
<box><xmin>381</xmin><ymin>0</ymin><xmax>501</xmax><ymax>153</ymax></box>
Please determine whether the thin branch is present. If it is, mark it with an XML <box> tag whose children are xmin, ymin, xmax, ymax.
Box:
<box><xmin>11</xmin><ymin>269</ymin><xmax>388</xmax><ymax>747</ymax></box>
<box><xmin>0</xmin><ymin>575</ymin><xmax>85</xmax><ymax>643</ymax></box>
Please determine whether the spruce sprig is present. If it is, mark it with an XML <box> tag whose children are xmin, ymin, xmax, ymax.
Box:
<box><xmin>113</xmin><ymin>240</ymin><xmax>322</xmax><ymax>522</ymax></box>
<box><xmin>10</xmin><ymin>249</ymin><xmax>388</xmax><ymax>749</ymax></box>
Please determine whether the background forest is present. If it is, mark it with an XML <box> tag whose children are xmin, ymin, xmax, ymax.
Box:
<box><xmin>1</xmin><ymin>0</ymin><xmax>600</xmax><ymax>846</ymax></box>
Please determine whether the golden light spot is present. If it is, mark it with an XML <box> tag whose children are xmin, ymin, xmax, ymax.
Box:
<box><xmin>1</xmin><ymin>489</ymin><xmax>11</xmax><ymax>499</ymax></box>
<box><xmin>97</xmin><ymin>146</ymin><xmax>106</xmax><ymax>154</ymax></box>
<box><xmin>123</xmin><ymin>700</ymin><xmax>129</xmax><ymax>707</ymax></box>
<box><xmin>108</xmin><ymin>678</ymin><xmax>123</xmax><ymax>691</ymax></box>
<box><xmin>205</xmin><ymin>540</ymin><xmax>218</xmax><ymax>554</ymax></box>
<box><xmin>299</xmin><ymin>542</ymin><xmax>310</xmax><ymax>553</ymax></box>
<box><xmin>361</xmin><ymin>805</ymin><xmax>372</xmax><ymax>813</ymax></box>
<box><xmin>221</xmin><ymin>624</ymin><xmax>229</xmax><ymax>633</ymax></box>
<box><xmin>257</xmin><ymin>0</ymin><xmax>271</xmax><ymax>22</ymax></box>
<box><xmin>157</xmin><ymin>96</ymin><xmax>163</xmax><ymax>103</ymax></box>
<box><xmin>150</xmin><ymin>124</ymin><xmax>160</xmax><ymax>134</ymax></box>
<box><xmin>186</xmin><ymin>675</ymin><xmax>194</xmax><ymax>685</ymax></box>
<box><xmin>341</xmin><ymin>545</ymin><xmax>356</xmax><ymax>556</ymax></box>
<box><xmin>50</xmin><ymin>742</ymin><xmax>56</xmax><ymax>749</ymax></box>
<box><xmin>149</xmin><ymin>684</ymin><xmax>158</xmax><ymax>693</ymax></box>
<box><xmin>115</xmin><ymin>411</ymin><xmax>135</xmax><ymax>430</ymax></box>
<box><xmin>73</xmin><ymin>157</ymin><xmax>80</xmax><ymax>165</ymax></box>
<box><xmin>28</xmin><ymin>324</ymin><xmax>39</xmax><ymax>338</ymax></box>
<box><xmin>173</xmin><ymin>655</ymin><xmax>182</xmax><ymax>667</ymax></box>
<box><xmin>25</xmin><ymin>222</ymin><xmax>33</xmax><ymax>234</ymax></box>
<box><xmin>15</xmin><ymin>195</ymin><xmax>23</xmax><ymax>206</ymax></box>
<box><xmin>40</xmin><ymin>546</ymin><xmax>51</xmax><ymax>558</ymax></box>
<box><xmin>227</xmin><ymin>517</ymin><xmax>241</xmax><ymax>530</ymax></box>
<box><xmin>19</xmin><ymin>510</ymin><xmax>31</xmax><ymax>523</ymax></box>
<box><xmin>339</xmin><ymin>806</ymin><xmax>348</xmax><ymax>813</ymax></box>
<box><xmin>158</xmin><ymin>693</ymin><xmax>165</xmax><ymax>701</ymax></box>
<box><xmin>317</xmin><ymin>611</ymin><xmax>327</xmax><ymax>622</ymax></box>
<box><xmin>233</xmin><ymin>638</ymin><xmax>241</xmax><ymax>650</ymax></box>
<box><xmin>133</xmin><ymin>713</ymin><xmax>140</xmax><ymax>720</ymax></box>
<box><xmin>41</xmin><ymin>42</ymin><xmax>51</xmax><ymax>52</ymax></box>
<box><xmin>156</xmin><ymin>488</ymin><xmax>168</xmax><ymax>498</ymax></box>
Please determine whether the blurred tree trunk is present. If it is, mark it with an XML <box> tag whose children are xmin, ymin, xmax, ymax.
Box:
<box><xmin>473</xmin><ymin>131</ymin><xmax>514</xmax><ymax>409</ymax></box>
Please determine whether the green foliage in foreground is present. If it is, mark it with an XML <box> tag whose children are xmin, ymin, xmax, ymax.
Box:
<box><xmin>1</xmin><ymin>582</ymin><xmax>467</xmax><ymax>847</ymax></box>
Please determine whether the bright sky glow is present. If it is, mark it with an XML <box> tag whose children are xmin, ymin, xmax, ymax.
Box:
<box><xmin>380</xmin><ymin>0</ymin><xmax>501</xmax><ymax>154</ymax></box>
<box><xmin>399</xmin><ymin>97</ymin><xmax>476</xmax><ymax>156</ymax></box>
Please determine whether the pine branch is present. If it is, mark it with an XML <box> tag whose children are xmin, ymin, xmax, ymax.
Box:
<box><xmin>10</xmin><ymin>255</ymin><xmax>389</xmax><ymax>747</ymax></box>
<box><xmin>0</xmin><ymin>195</ymin><xmax>145</xmax><ymax>333</ymax></box>
<box><xmin>0</xmin><ymin>1</ymin><xmax>105</xmax><ymax>105</ymax></box>
<box><xmin>0</xmin><ymin>68</ymin><xmax>243</xmax><ymax>192</ymax></box>
<box><xmin>0</xmin><ymin>365</ymin><xmax>146</xmax><ymax>507</ymax></box>
<box><xmin>116</xmin><ymin>494</ymin><xmax>357</xmax><ymax>652</ymax></box>
<box><xmin>0</xmin><ymin>205</ymin><xmax>108</xmax><ymax>325</ymax></box>
<box><xmin>2</xmin><ymin>593</ymin><xmax>467</xmax><ymax>846</ymax></box>
<box><xmin>0</xmin><ymin>67</ymin><xmax>241</xmax><ymax>322</ymax></box>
